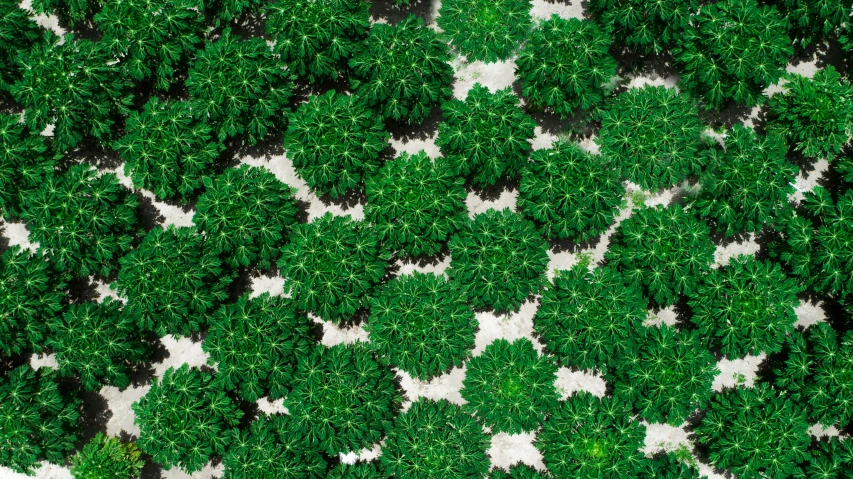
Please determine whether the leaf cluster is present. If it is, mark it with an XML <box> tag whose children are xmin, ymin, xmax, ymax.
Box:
<box><xmin>326</xmin><ymin>462</ymin><xmax>382</xmax><ymax>478</ymax></box>
<box><xmin>364</xmin><ymin>151</ymin><xmax>467</xmax><ymax>257</ymax></box>
<box><xmin>284</xmin><ymin>90</ymin><xmax>389</xmax><ymax>199</ymax></box>
<box><xmin>0</xmin><ymin>114</ymin><xmax>56</xmax><ymax>220</ymax></box>
<box><xmin>795</xmin><ymin>436</ymin><xmax>853</xmax><ymax>479</ymax></box>
<box><xmin>436</xmin><ymin>0</ymin><xmax>532</xmax><ymax>63</ymax></box>
<box><xmin>206</xmin><ymin>0</ymin><xmax>267</xmax><ymax>27</ymax></box>
<box><xmin>515</xmin><ymin>16</ymin><xmax>617</xmax><ymax>118</ymax></box>
<box><xmin>0</xmin><ymin>0</ymin><xmax>41</xmax><ymax>92</ymax></box>
<box><xmin>587</xmin><ymin>0</ymin><xmax>698</xmax><ymax>54</ymax></box>
<box><xmin>447</xmin><ymin>208</ymin><xmax>549</xmax><ymax>312</ymax></box>
<box><xmin>640</xmin><ymin>452</ymin><xmax>705</xmax><ymax>478</ymax></box>
<box><xmin>775</xmin><ymin>0</ymin><xmax>853</xmax><ymax>48</ymax></box>
<box><xmin>436</xmin><ymin>84</ymin><xmax>536</xmax><ymax>187</ymax></box>
<box><xmin>490</xmin><ymin>465</ymin><xmax>549</xmax><ymax>479</ymax></box>
<box><xmin>518</xmin><ymin>139</ymin><xmax>624</xmax><ymax>242</ymax></box>
<box><xmin>349</xmin><ymin>14</ymin><xmax>454</xmax><ymax>125</ymax></box>
<box><xmin>70</xmin><ymin>433</ymin><xmax>144</xmax><ymax>479</ymax></box>
<box><xmin>31</xmin><ymin>0</ymin><xmax>100</xmax><ymax>26</ymax></box>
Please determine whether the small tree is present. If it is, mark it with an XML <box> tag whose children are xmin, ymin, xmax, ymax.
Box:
<box><xmin>518</xmin><ymin>140</ymin><xmax>624</xmax><ymax>242</ymax></box>
<box><xmin>0</xmin><ymin>113</ymin><xmax>57</xmax><ymax>220</ymax></box>
<box><xmin>381</xmin><ymin>398</ymin><xmax>491</xmax><ymax>479</ymax></box>
<box><xmin>194</xmin><ymin>165</ymin><xmax>299</xmax><ymax>269</ymax></box>
<box><xmin>0</xmin><ymin>0</ymin><xmax>41</xmax><ymax>92</ymax></box>
<box><xmin>447</xmin><ymin>209</ymin><xmax>550</xmax><ymax>312</ymax></box>
<box><xmin>349</xmin><ymin>14</ymin><xmax>453</xmax><ymax>125</ymax></box>
<box><xmin>435</xmin><ymin>84</ymin><xmax>536</xmax><ymax>187</ymax></box>
<box><xmin>534</xmin><ymin>265</ymin><xmax>646</xmax><ymax>372</ymax></box>
<box><xmin>0</xmin><ymin>365</ymin><xmax>81</xmax><ymax>474</ymax></box>
<box><xmin>266</xmin><ymin>0</ymin><xmax>370</xmax><ymax>83</ymax></box>
<box><xmin>187</xmin><ymin>28</ymin><xmax>294</xmax><ymax>145</ymax></box>
<box><xmin>535</xmin><ymin>392</ymin><xmax>646</xmax><ymax>478</ymax></box>
<box><xmin>462</xmin><ymin>338</ymin><xmax>558</xmax><ymax>433</ymax></box>
<box><xmin>688</xmin><ymin>255</ymin><xmax>801</xmax><ymax>359</ymax></box>
<box><xmin>598</xmin><ymin>85</ymin><xmax>704</xmax><ymax>192</ymax></box>
<box><xmin>587</xmin><ymin>0</ymin><xmax>698</xmax><ymax>54</ymax></box>
<box><xmin>768</xmin><ymin>66</ymin><xmax>853</xmax><ymax>161</ymax></box>
<box><xmin>115</xmin><ymin>225</ymin><xmax>233</xmax><ymax>336</ymax></box>
<box><xmin>221</xmin><ymin>413</ymin><xmax>326</xmax><ymax>479</ymax></box>
<box><xmin>436</xmin><ymin>0</ymin><xmax>532</xmax><ymax>62</ymax></box>
<box><xmin>47</xmin><ymin>298</ymin><xmax>150</xmax><ymax>391</ymax></box>
<box><xmin>203</xmin><ymin>293</ymin><xmax>315</xmax><ymax>402</ymax></box>
<box><xmin>19</xmin><ymin>165</ymin><xmax>139</xmax><ymax>278</ymax></box>
<box><xmin>284</xmin><ymin>90</ymin><xmax>389</xmax><ymax>199</ymax></box>
<box><xmin>114</xmin><ymin>98</ymin><xmax>223</xmax><ymax>204</ymax></box>
<box><xmin>285</xmin><ymin>343</ymin><xmax>402</xmax><ymax>455</ymax></box>
<box><xmin>775</xmin><ymin>0</ymin><xmax>853</xmax><ymax>48</ymax></box>
<box><xmin>694</xmin><ymin>384</ymin><xmax>811</xmax><ymax>479</ymax></box>
<box><xmin>515</xmin><ymin>16</ymin><xmax>617</xmax><ymax>118</ymax></box>
<box><xmin>364</xmin><ymin>151</ymin><xmax>467</xmax><ymax>257</ymax></box>
<box><xmin>366</xmin><ymin>272</ymin><xmax>476</xmax><ymax>380</ymax></box>
<box><xmin>672</xmin><ymin>0</ymin><xmax>792</xmax><ymax>109</ymax></box>
<box><xmin>689</xmin><ymin>124</ymin><xmax>796</xmax><ymax>237</ymax></box>
<box><xmin>605</xmin><ymin>204</ymin><xmax>715</xmax><ymax>307</ymax></box>
<box><xmin>133</xmin><ymin>364</ymin><xmax>243</xmax><ymax>473</ymax></box>
<box><xmin>70</xmin><ymin>433</ymin><xmax>144</xmax><ymax>479</ymax></box>
<box><xmin>278</xmin><ymin>213</ymin><xmax>389</xmax><ymax>322</ymax></box>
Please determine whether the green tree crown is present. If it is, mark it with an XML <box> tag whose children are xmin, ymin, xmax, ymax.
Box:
<box><xmin>70</xmin><ymin>433</ymin><xmax>144</xmax><ymax>479</ymax></box>
<box><xmin>436</xmin><ymin>0</ymin><xmax>532</xmax><ymax>63</ymax></box>
<box><xmin>0</xmin><ymin>113</ymin><xmax>57</xmax><ymax>220</ymax></box>
<box><xmin>794</xmin><ymin>436</ymin><xmax>853</xmax><ymax>479</ymax></box>
<box><xmin>0</xmin><ymin>0</ymin><xmax>41</xmax><ymax>92</ymax></box>
<box><xmin>587</xmin><ymin>0</ymin><xmax>698</xmax><ymax>54</ymax></box>
<box><xmin>776</xmin><ymin>0</ymin><xmax>853</xmax><ymax>48</ymax></box>
<box><xmin>490</xmin><ymin>465</ymin><xmax>549</xmax><ymax>479</ymax></box>
<box><xmin>31</xmin><ymin>0</ymin><xmax>101</xmax><ymax>26</ymax></box>
<box><xmin>326</xmin><ymin>462</ymin><xmax>383</xmax><ymax>478</ymax></box>
<box><xmin>206</xmin><ymin>0</ymin><xmax>267</xmax><ymax>27</ymax></box>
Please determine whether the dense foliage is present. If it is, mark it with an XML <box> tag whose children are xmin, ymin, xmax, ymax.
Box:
<box><xmin>133</xmin><ymin>364</ymin><xmax>243</xmax><ymax>473</ymax></box>
<box><xmin>278</xmin><ymin>213</ymin><xmax>388</xmax><ymax>322</ymax></box>
<box><xmin>284</xmin><ymin>343</ymin><xmax>402</xmax><ymax>455</ymax></box>
<box><xmin>31</xmin><ymin>0</ymin><xmax>100</xmax><ymax>27</ymax></box>
<box><xmin>0</xmin><ymin>365</ymin><xmax>80</xmax><ymax>474</ymax></box>
<box><xmin>587</xmin><ymin>0</ymin><xmax>698</xmax><ymax>54</ymax></box>
<box><xmin>266</xmin><ymin>0</ymin><xmax>370</xmax><ymax>83</ymax></box>
<box><xmin>364</xmin><ymin>151</ymin><xmax>467</xmax><ymax>257</ymax></box>
<box><xmin>515</xmin><ymin>16</ymin><xmax>617</xmax><ymax>118</ymax></box>
<box><xmin>775</xmin><ymin>0</ymin><xmax>853</xmax><ymax>47</ymax></box>
<box><xmin>69</xmin><ymin>433</ymin><xmax>144</xmax><ymax>479</ymax></box>
<box><xmin>366</xmin><ymin>272</ymin><xmax>476</xmax><ymax>380</ymax></box>
<box><xmin>0</xmin><ymin>0</ymin><xmax>41</xmax><ymax>92</ymax></box>
<box><xmin>349</xmin><ymin>14</ymin><xmax>453</xmax><ymax>125</ymax></box>
<box><xmin>598</xmin><ymin>85</ymin><xmax>704</xmax><ymax>192</ymax></box>
<box><xmin>284</xmin><ymin>90</ymin><xmax>389</xmax><ymax>199</ymax></box>
<box><xmin>0</xmin><ymin>114</ymin><xmax>56</xmax><ymax>220</ymax></box>
<box><xmin>436</xmin><ymin>0</ymin><xmax>532</xmax><ymax>63</ymax></box>
<box><xmin>436</xmin><ymin>84</ymin><xmax>536</xmax><ymax>187</ymax></box>
<box><xmin>447</xmin><ymin>208</ymin><xmax>549</xmax><ymax>312</ymax></box>
<box><xmin>672</xmin><ymin>0</ymin><xmax>793</xmax><ymax>109</ymax></box>
<box><xmin>490</xmin><ymin>465</ymin><xmax>549</xmax><ymax>479</ymax></box>
<box><xmin>796</xmin><ymin>436</ymin><xmax>853</xmax><ymax>479</ymax></box>
<box><xmin>203</xmin><ymin>293</ymin><xmax>315</xmax><ymax>402</ymax></box>
<box><xmin>534</xmin><ymin>265</ymin><xmax>646</xmax><ymax>372</ymax></box>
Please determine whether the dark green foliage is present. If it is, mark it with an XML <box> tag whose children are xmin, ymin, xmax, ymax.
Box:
<box><xmin>19</xmin><ymin>165</ymin><xmax>139</xmax><ymax>278</ymax></box>
<box><xmin>490</xmin><ymin>465</ymin><xmax>548</xmax><ymax>479</ymax></box>
<box><xmin>94</xmin><ymin>0</ymin><xmax>206</xmax><ymax>91</ymax></box>
<box><xmin>795</xmin><ymin>437</ymin><xmax>853</xmax><ymax>479</ymax></box>
<box><xmin>518</xmin><ymin>140</ymin><xmax>624</xmax><ymax>242</ymax></box>
<box><xmin>187</xmin><ymin>28</ymin><xmax>294</xmax><ymax>145</ymax></box>
<box><xmin>689</xmin><ymin>124</ymin><xmax>796</xmax><ymax>236</ymax></box>
<box><xmin>777</xmin><ymin>322</ymin><xmax>853</xmax><ymax>429</ymax></box>
<box><xmin>381</xmin><ymin>398</ymin><xmax>490</xmax><ymax>479</ymax></box>
<box><xmin>435</xmin><ymin>84</ymin><xmax>536</xmax><ymax>187</ymax></box>
<box><xmin>462</xmin><ymin>338</ymin><xmax>558</xmax><ymax>433</ymax></box>
<box><xmin>688</xmin><ymin>255</ymin><xmax>801</xmax><ymax>358</ymax></box>
<box><xmin>349</xmin><ymin>14</ymin><xmax>453</xmax><ymax>125</ymax></box>
<box><xmin>0</xmin><ymin>365</ymin><xmax>80</xmax><ymax>474</ymax></box>
<box><xmin>598</xmin><ymin>85</ymin><xmax>704</xmax><ymax>192</ymax></box>
<box><xmin>535</xmin><ymin>392</ymin><xmax>646</xmax><ymax>478</ymax></box>
<box><xmin>364</xmin><ymin>151</ymin><xmax>467</xmax><ymax>257</ymax></box>
<box><xmin>776</xmin><ymin>0</ymin><xmax>853</xmax><ymax>47</ymax></box>
<box><xmin>366</xmin><ymin>272</ymin><xmax>476</xmax><ymax>380</ymax></box>
<box><xmin>114</xmin><ymin>98</ymin><xmax>223</xmax><ymax>203</ymax></box>
<box><xmin>587</xmin><ymin>0</ymin><xmax>698</xmax><ymax>54</ymax></box>
<box><xmin>515</xmin><ymin>16</ymin><xmax>617</xmax><ymax>118</ymax></box>
<box><xmin>326</xmin><ymin>462</ymin><xmax>383</xmax><ymax>478</ymax></box>
<box><xmin>47</xmin><ymin>298</ymin><xmax>149</xmax><ymax>391</ymax></box>
<box><xmin>0</xmin><ymin>114</ymin><xmax>56</xmax><ymax>220</ymax></box>
<box><xmin>206</xmin><ymin>0</ymin><xmax>266</xmax><ymax>27</ymax></box>
<box><xmin>115</xmin><ymin>225</ymin><xmax>232</xmax><ymax>336</ymax></box>
<box><xmin>278</xmin><ymin>213</ymin><xmax>389</xmax><ymax>322</ymax></box>
<box><xmin>203</xmin><ymin>293</ymin><xmax>315</xmax><ymax>402</ymax></box>
<box><xmin>194</xmin><ymin>165</ymin><xmax>299</xmax><ymax>269</ymax></box>
<box><xmin>673</xmin><ymin>0</ymin><xmax>792</xmax><ymax>109</ymax></box>
<box><xmin>221</xmin><ymin>413</ymin><xmax>326</xmax><ymax>479</ymax></box>
<box><xmin>694</xmin><ymin>384</ymin><xmax>810</xmax><ymax>479</ymax></box>
<box><xmin>768</xmin><ymin>66</ymin><xmax>853</xmax><ymax>160</ymax></box>
<box><xmin>609</xmin><ymin>325</ymin><xmax>717</xmax><ymax>425</ymax></box>
<box><xmin>133</xmin><ymin>364</ymin><xmax>242</xmax><ymax>473</ymax></box>
<box><xmin>0</xmin><ymin>246</ymin><xmax>65</xmax><ymax>357</ymax></box>
<box><xmin>436</xmin><ymin>0</ymin><xmax>532</xmax><ymax>62</ymax></box>
<box><xmin>266</xmin><ymin>0</ymin><xmax>370</xmax><ymax>83</ymax></box>
<box><xmin>447</xmin><ymin>208</ymin><xmax>549</xmax><ymax>312</ymax></box>
<box><xmin>284</xmin><ymin>343</ymin><xmax>402</xmax><ymax>455</ymax></box>
<box><xmin>534</xmin><ymin>265</ymin><xmax>646</xmax><ymax>371</ymax></box>
<box><xmin>70</xmin><ymin>433</ymin><xmax>144</xmax><ymax>479</ymax></box>
<box><xmin>640</xmin><ymin>453</ymin><xmax>705</xmax><ymax>478</ymax></box>
<box><xmin>31</xmin><ymin>0</ymin><xmax>100</xmax><ymax>25</ymax></box>
<box><xmin>605</xmin><ymin>204</ymin><xmax>715</xmax><ymax>306</ymax></box>
<box><xmin>11</xmin><ymin>33</ymin><xmax>134</xmax><ymax>153</ymax></box>
<box><xmin>284</xmin><ymin>90</ymin><xmax>389</xmax><ymax>199</ymax></box>
<box><xmin>0</xmin><ymin>0</ymin><xmax>41</xmax><ymax>91</ymax></box>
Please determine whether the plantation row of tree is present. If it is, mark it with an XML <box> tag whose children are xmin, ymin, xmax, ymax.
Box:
<box><xmin>2</xmin><ymin>0</ymin><xmax>853</xmax><ymax>478</ymax></box>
